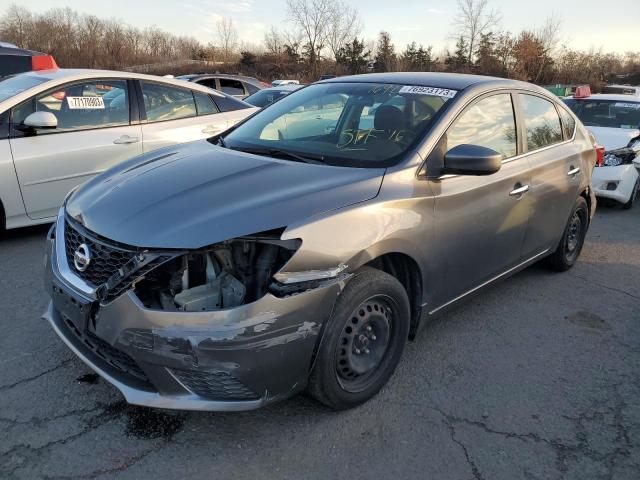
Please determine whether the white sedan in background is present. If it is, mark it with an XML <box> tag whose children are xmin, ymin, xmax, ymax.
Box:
<box><xmin>0</xmin><ymin>69</ymin><xmax>257</xmax><ymax>231</ymax></box>
<box><xmin>564</xmin><ymin>90</ymin><xmax>640</xmax><ymax>209</ymax></box>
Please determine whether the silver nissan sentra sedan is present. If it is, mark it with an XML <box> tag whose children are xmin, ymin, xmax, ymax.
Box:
<box><xmin>43</xmin><ymin>72</ymin><xmax>596</xmax><ymax>411</ymax></box>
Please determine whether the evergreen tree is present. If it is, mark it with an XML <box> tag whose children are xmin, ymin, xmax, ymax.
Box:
<box><xmin>374</xmin><ymin>31</ymin><xmax>396</xmax><ymax>72</ymax></box>
<box><xmin>336</xmin><ymin>38</ymin><xmax>370</xmax><ymax>74</ymax></box>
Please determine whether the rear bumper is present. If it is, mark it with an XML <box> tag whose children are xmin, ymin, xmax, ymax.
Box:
<box><xmin>44</xmin><ymin>230</ymin><xmax>343</xmax><ymax>411</ymax></box>
<box><xmin>592</xmin><ymin>164</ymin><xmax>639</xmax><ymax>204</ymax></box>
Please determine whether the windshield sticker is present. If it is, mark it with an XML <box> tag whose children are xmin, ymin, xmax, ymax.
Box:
<box><xmin>614</xmin><ymin>102</ymin><xmax>640</xmax><ymax>109</ymax></box>
<box><xmin>399</xmin><ymin>86</ymin><xmax>457</xmax><ymax>98</ymax></box>
<box><xmin>66</xmin><ymin>96</ymin><xmax>105</xmax><ymax>109</ymax></box>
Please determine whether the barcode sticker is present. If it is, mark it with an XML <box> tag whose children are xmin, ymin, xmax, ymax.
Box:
<box><xmin>67</xmin><ymin>96</ymin><xmax>105</xmax><ymax>109</ymax></box>
<box><xmin>399</xmin><ymin>86</ymin><xmax>457</xmax><ymax>98</ymax></box>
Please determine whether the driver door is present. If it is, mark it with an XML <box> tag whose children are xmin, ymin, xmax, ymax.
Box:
<box><xmin>428</xmin><ymin>92</ymin><xmax>532</xmax><ymax>307</ymax></box>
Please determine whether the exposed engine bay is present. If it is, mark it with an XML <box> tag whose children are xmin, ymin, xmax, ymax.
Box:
<box><xmin>134</xmin><ymin>232</ymin><xmax>300</xmax><ymax>312</ymax></box>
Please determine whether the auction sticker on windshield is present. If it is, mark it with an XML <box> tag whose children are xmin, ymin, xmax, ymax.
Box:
<box><xmin>399</xmin><ymin>86</ymin><xmax>457</xmax><ymax>98</ymax></box>
<box><xmin>67</xmin><ymin>96</ymin><xmax>105</xmax><ymax>109</ymax></box>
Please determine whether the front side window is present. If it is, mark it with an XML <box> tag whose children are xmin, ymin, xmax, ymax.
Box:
<box><xmin>447</xmin><ymin>94</ymin><xmax>517</xmax><ymax>159</ymax></box>
<box><xmin>520</xmin><ymin>94</ymin><xmax>563</xmax><ymax>150</ymax></box>
<box><xmin>563</xmin><ymin>99</ymin><xmax>640</xmax><ymax>130</ymax></box>
<box><xmin>220</xmin><ymin>79</ymin><xmax>245</xmax><ymax>96</ymax></box>
<box><xmin>222</xmin><ymin>82</ymin><xmax>455</xmax><ymax>167</ymax></box>
<box><xmin>11</xmin><ymin>79</ymin><xmax>129</xmax><ymax>132</ymax></box>
<box><xmin>141</xmin><ymin>82</ymin><xmax>196</xmax><ymax>122</ymax></box>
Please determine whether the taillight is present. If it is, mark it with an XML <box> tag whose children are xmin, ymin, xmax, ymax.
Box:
<box><xmin>595</xmin><ymin>144</ymin><xmax>605</xmax><ymax>167</ymax></box>
<box><xmin>259</xmin><ymin>81</ymin><xmax>270</xmax><ymax>88</ymax></box>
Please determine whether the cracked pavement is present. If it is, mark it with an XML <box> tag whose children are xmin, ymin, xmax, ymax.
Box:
<box><xmin>1</xmin><ymin>204</ymin><xmax>639</xmax><ymax>479</ymax></box>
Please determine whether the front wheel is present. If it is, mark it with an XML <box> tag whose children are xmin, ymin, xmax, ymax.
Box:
<box><xmin>546</xmin><ymin>196</ymin><xmax>589</xmax><ymax>272</ymax></box>
<box><xmin>307</xmin><ymin>267</ymin><xmax>410</xmax><ymax>410</ymax></box>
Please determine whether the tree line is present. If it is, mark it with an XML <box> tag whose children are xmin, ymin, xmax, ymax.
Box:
<box><xmin>1</xmin><ymin>1</ymin><xmax>638</xmax><ymax>89</ymax></box>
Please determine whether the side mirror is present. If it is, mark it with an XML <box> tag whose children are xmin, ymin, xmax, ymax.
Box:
<box><xmin>23</xmin><ymin>111</ymin><xmax>58</xmax><ymax>130</ymax></box>
<box><xmin>442</xmin><ymin>144</ymin><xmax>502</xmax><ymax>176</ymax></box>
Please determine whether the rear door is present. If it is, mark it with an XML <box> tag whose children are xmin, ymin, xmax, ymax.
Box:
<box><xmin>9</xmin><ymin>78</ymin><xmax>142</xmax><ymax>219</ymax></box>
<box><xmin>429</xmin><ymin>92</ymin><xmax>532</xmax><ymax>305</ymax></box>
<box><xmin>517</xmin><ymin>93</ymin><xmax>582</xmax><ymax>258</ymax></box>
<box><xmin>138</xmin><ymin>81</ymin><xmax>230</xmax><ymax>152</ymax></box>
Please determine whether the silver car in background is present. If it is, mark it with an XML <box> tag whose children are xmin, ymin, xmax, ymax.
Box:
<box><xmin>44</xmin><ymin>72</ymin><xmax>596</xmax><ymax>412</ymax></box>
<box><xmin>0</xmin><ymin>69</ymin><xmax>257</xmax><ymax>231</ymax></box>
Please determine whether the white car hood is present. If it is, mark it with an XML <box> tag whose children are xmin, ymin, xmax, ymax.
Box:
<box><xmin>588</xmin><ymin>126</ymin><xmax>640</xmax><ymax>150</ymax></box>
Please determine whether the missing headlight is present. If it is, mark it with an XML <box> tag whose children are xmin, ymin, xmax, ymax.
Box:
<box><xmin>602</xmin><ymin>147</ymin><xmax>637</xmax><ymax>167</ymax></box>
<box><xmin>134</xmin><ymin>230</ymin><xmax>300</xmax><ymax>311</ymax></box>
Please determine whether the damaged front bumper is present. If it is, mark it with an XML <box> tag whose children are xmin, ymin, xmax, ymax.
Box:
<box><xmin>43</xmin><ymin>220</ymin><xmax>344</xmax><ymax>411</ymax></box>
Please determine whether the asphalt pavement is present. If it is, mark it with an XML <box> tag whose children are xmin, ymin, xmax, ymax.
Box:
<box><xmin>1</xmin><ymin>203</ymin><xmax>639</xmax><ymax>480</ymax></box>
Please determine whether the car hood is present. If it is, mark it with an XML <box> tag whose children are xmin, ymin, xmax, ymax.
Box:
<box><xmin>66</xmin><ymin>141</ymin><xmax>385</xmax><ymax>249</ymax></box>
<box><xmin>587</xmin><ymin>126</ymin><xmax>640</xmax><ymax>150</ymax></box>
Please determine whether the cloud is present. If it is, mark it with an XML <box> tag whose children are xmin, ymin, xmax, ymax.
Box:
<box><xmin>208</xmin><ymin>0</ymin><xmax>254</xmax><ymax>13</ymax></box>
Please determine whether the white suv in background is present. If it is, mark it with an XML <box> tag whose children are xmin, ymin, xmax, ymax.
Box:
<box><xmin>564</xmin><ymin>88</ymin><xmax>640</xmax><ymax>209</ymax></box>
<box><xmin>0</xmin><ymin>69</ymin><xmax>257</xmax><ymax>231</ymax></box>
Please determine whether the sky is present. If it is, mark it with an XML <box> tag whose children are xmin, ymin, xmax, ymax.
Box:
<box><xmin>6</xmin><ymin>0</ymin><xmax>639</xmax><ymax>54</ymax></box>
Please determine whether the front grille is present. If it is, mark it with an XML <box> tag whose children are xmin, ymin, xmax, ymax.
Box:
<box><xmin>64</xmin><ymin>218</ymin><xmax>136</xmax><ymax>287</ymax></box>
<box><xmin>171</xmin><ymin>369</ymin><xmax>259</xmax><ymax>400</ymax></box>
<box><xmin>61</xmin><ymin>313</ymin><xmax>152</xmax><ymax>386</ymax></box>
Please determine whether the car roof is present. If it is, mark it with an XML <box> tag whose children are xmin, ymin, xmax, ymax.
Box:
<box><xmin>319</xmin><ymin>72</ymin><xmax>536</xmax><ymax>92</ymax></box>
<box><xmin>177</xmin><ymin>73</ymin><xmax>260</xmax><ymax>84</ymax></box>
<box><xmin>263</xmin><ymin>84</ymin><xmax>303</xmax><ymax>92</ymax></box>
<box><xmin>567</xmin><ymin>94</ymin><xmax>640</xmax><ymax>102</ymax></box>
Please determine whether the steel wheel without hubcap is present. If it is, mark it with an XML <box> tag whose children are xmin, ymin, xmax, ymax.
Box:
<box><xmin>335</xmin><ymin>295</ymin><xmax>394</xmax><ymax>393</ymax></box>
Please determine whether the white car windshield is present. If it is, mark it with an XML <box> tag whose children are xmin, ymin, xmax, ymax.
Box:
<box><xmin>222</xmin><ymin>82</ymin><xmax>455</xmax><ymax>167</ymax></box>
<box><xmin>564</xmin><ymin>99</ymin><xmax>640</xmax><ymax>130</ymax></box>
<box><xmin>0</xmin><ymin>74</ymin><xmax>50</xmax><ymax>102</ymax></box>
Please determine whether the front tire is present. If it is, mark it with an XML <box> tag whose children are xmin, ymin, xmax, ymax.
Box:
<box><xmin>546</xmin><ymin>196</ymin><xmax>589</xmax><ymax>271</ymax></box>
<box><xmin>307</xmin><ymin>267</ymin><xmax>410</xmax><ymax>410</ymax></box>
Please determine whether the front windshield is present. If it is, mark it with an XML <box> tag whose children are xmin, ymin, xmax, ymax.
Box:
<box><xmin>564</xmin><ymin>99</ymin><xmax>640</xmax><ymax>129</ymax></box>
<box><xmin>223</xmin><ymin>82</ymin><xmax>456</xmax><ymax>167</ymax></box>
<box><xmin>0</xmin><ymin>74</ymin><xmax>50</xmax><ymax>102</ymax></box>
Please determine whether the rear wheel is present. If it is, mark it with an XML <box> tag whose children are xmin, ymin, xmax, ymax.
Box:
<box><xmin>622</xmin><ymin>177</ymin><xmax>639</xmax><ymax>209</ymax></box>
<box><xmin>307</xmin><ymin>267</ymin><xmax>410</xmax><ymax>410</ymax></box>
<box><xmin>546</xmin><ymin>196</ymin><xmax>589</xmax><ymax>271</ymax></box>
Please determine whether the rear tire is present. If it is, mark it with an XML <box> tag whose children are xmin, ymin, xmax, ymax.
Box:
<box><xmin>622</xmin><ymin>177</ymin><xmax>639</xmax><ymax>210</ymax></box>
<box><xmin>307</xmin><ymin>267</ymin><xmax>410</xmax><ymax>410</ymax></box>
<box><xmin>546</xmin><ymin>196</ymin><xmax>589</xmax><ymax>272</ymax></box>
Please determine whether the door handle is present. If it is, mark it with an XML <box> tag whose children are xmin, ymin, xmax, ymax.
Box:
<box><xmin>113</xmin><ymin>135</ymin><xmax>139</xmax><ymax>144</ymax></box>
<box><xmin>567</xmin><ymin>167</ymin><xmax>581</xmax><ymax>176</ymax></box>
<box><xmin>509</xmin><ymin>184</ymin><xmax>530</xmax><ymax>196</ymax></box>
<box><xmin>202</xmin><ymin>126</ymin><xmax>222</xmax><ymax>135</ymax></box>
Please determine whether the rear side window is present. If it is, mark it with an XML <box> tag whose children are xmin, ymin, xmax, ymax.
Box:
<box><xmin>196</xmin><ymin>78</ymin><xmax>216</xmax><ymax>90</ymax></box>
<box><xmin>11</xmin><ymin>79</ymin><xmax>130</xmax><ymax>133</ymax></box>
<box><xmin>244</xmin><ymin>82</ymin><xmax>260</xmax><ymax>94</ymax></box>
<box><xmin>447</xmin><ymin>93</ymin><xmax>517</xmax><ymax>159</ymax></box>
<box><xmin>558</xmin><ymin>107</ymin><xmax>576</xmax><ymax>140</ymax></box>
<box><xmin>193</xmin><ymin>91</ymin><xmax>219</xmax><ymax>116</ymax></box>
<box><xmin>520</xmin><ymin>94</ymin><xmax>563</xmax><ymax>150</ymax></box>
<box><xmin>141</xmin><ymin>82</ymin><xmax>196</xmax><ymax>122</ymax></box>
<box><xmin>220</xmin><ymin>79</ymin><xmax>245</xmax><ymax>96</ymax></box>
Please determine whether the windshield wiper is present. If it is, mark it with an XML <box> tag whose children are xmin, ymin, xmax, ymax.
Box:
<box><xmin>230</xmin><ymin>146</ymin><xmax>326</xmax><ymax>165</ymax></box>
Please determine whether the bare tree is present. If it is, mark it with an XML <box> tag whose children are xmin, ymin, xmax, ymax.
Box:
<box><xmin>325</xmin><ymin>2</ymin><xmax>362</xmax><ymax>60</ymax></box>
<box><xmin>264</xmin><ymin>26</ymin><xmax>285</xmax><ymax>56</ymax></box>
<box><xmin>286</xmin><ymin>0</ymin><xmax>335</xmax><ymax>65</ymax></box>
<box><xmin>216</xmin><ymin>16</ymin><xmax>238</xmax><ymax>63</ymax></box>
<box><xmin>452</xmin><ymin>0</ymin><xmax>501</xmax><ymax>64</ymax></box>
<box><xmin>533</xmin><ymin>14</ymin><xmax>562</xmax><ymax>82</ymax></box>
